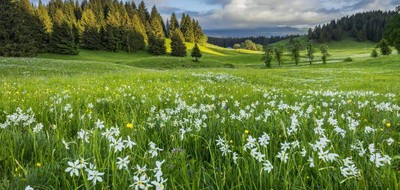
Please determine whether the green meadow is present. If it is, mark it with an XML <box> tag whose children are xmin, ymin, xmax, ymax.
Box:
<box><xmin>1</xmin><ymin>39</ymin><xmax>400</xmax><ymax>189</ymax></box>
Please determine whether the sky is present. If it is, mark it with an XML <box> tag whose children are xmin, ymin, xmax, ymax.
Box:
<box><xmin>144</xmin><ymin>0</ymin><xmax>398</xmax><ymax>29</ymax></box>
<box><xmin>33</xmin><ymin>0</ymin><xmax>398</xmax><ymax>29</ymax></box>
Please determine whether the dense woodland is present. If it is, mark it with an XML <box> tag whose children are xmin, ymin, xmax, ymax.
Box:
<box><xmin>0</xmin><ymin>0</ymin><xmax>206</xmax><ymax>57</ymax></box>
<box><xmin>207</xmin><ymin>35</ymin><xmax>301</xmax><ymax>48</ymax></box>
<box><xmin>308</xmin><ymin>11</ymin><xmax>396</xmax><ymax>43</ymax></box>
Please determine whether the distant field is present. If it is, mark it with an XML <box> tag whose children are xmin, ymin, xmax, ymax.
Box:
<box><xmin>1</xmin><ymin>39</ymin><xmax>400</xmax><ymax>189</ymax></box>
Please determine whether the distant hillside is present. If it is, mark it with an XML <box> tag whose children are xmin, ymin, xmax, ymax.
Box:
<box><xmin>308</xmin><ymin>10</ymin><xmax>395</xmax><ymax>43</ymax></box>
<box><xmin>204</xmin><ymin>27</ymin><xmax>307</xmax><ymax>38</ymax></box>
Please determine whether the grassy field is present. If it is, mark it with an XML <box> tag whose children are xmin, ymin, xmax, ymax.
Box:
<box><xmin>1</xmin><ymin>39</ymin><xmax>400</xmax><ymax>189</ymax></box>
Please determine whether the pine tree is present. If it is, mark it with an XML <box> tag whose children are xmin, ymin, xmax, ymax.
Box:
<box><xmin>170</xmin><ymin>28</ymin><xmax>187</xmax><ymax>57</ymax></box>
<box><xmin>384</xmin><ymin>9</ymin><xmax>400</xmax><ymax>53</ymax></box>
<box><xmin>137</xmin><ymin>1</ymin><xmax>150</xmax><ymax>34</ymax></box>
<box><xmin>81</xmin><ymin>9</ymin><xmax>101</xmax><ymax>50</ymax></box>
<box><xmin>0</xmin><ymin>0</ymin><xmax>44</xmax><ymax>56</ymax></box>
<box><xmin>377</xmin><ymin>39</ymin><xmax>392</xmax><ymax>55</ymax></box>
<box><xmin>149</xmin><ymin>6</ymin><xmax>165</xmax><ymax>38</ymax></box>
<box><xmin>306</xmin><ymin>43</ymin><xmax>315</xmax><ymax>65</ymax></box>
<box><xmin>180</xmin><ymin>14</ymin><xmax>195</xmax><ymax>42</ymax></box>
<box><xmin>103</xmin><ymin>11</ymin><xmax>121</xmax><ymax>52</ymax></box>
<box><xmin>191</xmin><ymin>43</ymin><xmax>202</xmax><ymax>62</ymax></box>
<box><xmin>148</xmin><ymin>33</ymin><xmax>166</xmax><ymax>55</ymax></box>
<box><xmin>36</xmin><ymin>0</ymin><xmax>53</xmax><ymax>34</ymax></box>
<box><xmin>168</xmin><ymin>13</ymin><xmax>179</xmax><ymax>37</ymax></box>
<box><xmin>49</xmin><ymin>10</ymin><xmax>79</xmax><ymax>55</ymax></box>
<box><xmin>131</xmin><ymin>12</ymin><xmax>147</xmax><ymax>48</ymax></box>
<box><xmin>192</xmin><ymin>19</ymin><xmax>205</xmax><ymax>43</ymax></box>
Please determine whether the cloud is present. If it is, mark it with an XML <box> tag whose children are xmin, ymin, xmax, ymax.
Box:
<box><xmin>195</xmin><ymin>0</ymin><xmax>396</xmax><ymax>29</ymax></box>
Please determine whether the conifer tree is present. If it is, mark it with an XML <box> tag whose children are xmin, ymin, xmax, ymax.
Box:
<box><xmin>138</xmin><ymin>1</ymin><xmax>150</xmax><ymax>34</ymax></box>
<box><xmin>0</xmin><ymin>0</ymin><xmax>43</xmax><ymax>56</ymax></box>
<box><xmin>180</xmin><ymin>14</ymin><xmax>195</xmax><ymax>42</ymax></box>
<box><xmin>36</xmin><ymin>0</ymin><xmax>53</xmax><ymax>33</ymax></box>
<box><xmin>191</xmin><ymin>43</ymin><xmax>202</xmax><ymax>62</ymax></box>
<box><xmin>103</xmin><ymin>11</ymin><xmax>121</xmax><ymax>52</ymax></box>
<box><xmin>170</xmin><ymin>28</ymin><xmax>187</xmax><ymax>57</ymax></box>
<box><xmin>148</xmin><ymin>33</ymin><xmax>166</xmax><ymax>55</ymax></box>
<box><xmin>192</xmin><ymin>19</ymin><xmax>205</xmax><ymax>43</ymax></box>
<box><xmin>81</xmin><ymin>8</ymin><xmax>101</xmax><ymax>50</ymax></box>
<box><xmin>49</xmin><ymin>10</ymin><xmax>79</xmax><ymax>55</ymax></box>
<box><xmin>150</xmin><ymin>6</ymin><xmax>165</xmax><ymax>38</ymax></box>
<box><xmin>132</xmin><ymin>12</ymin><xmax>147</xmax><ymax>47</ymax></box>
<box><xmin>168</xmin><ymin>13</ymin><xmax>179</xmax><ymax>37</ymax></box>
<box><xmin>377</xmin><ymin>39</ymin><xmax>392</xmax><ymax>55</ymax></box>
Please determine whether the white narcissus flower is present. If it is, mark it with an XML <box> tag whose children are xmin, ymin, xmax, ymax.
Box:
<box><xmin>65</xmin><ymin>160</ymin><xmax>80</xmax><ymax>177</ymax></box>
<box><xmin>262</xmin><ymin>160</ymin><xmax>273</xmax><ymax>173</ymax></box>
<box><xmin>87</xmin><ymin>169</ymin><xmax>104</xmax><ymax>185</ymax></box>
<box><xmin>117</xmin><ymin>156</ymin><xmax>130</xmax><ymax>170</ymax></box>
<box><xmin>25</xmin><ymin>185</ymin><xmax>34</xmax><ymax>190</ymax></box>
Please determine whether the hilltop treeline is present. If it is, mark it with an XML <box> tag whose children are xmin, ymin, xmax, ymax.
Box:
<box><xmin>207</xmin><ymin>35</ymin><xmax>301</xmax><ymax>48</ymax></box>
<box><xmin>308</xmin><ymin>11</ymin><xmax>395</xmax><ymax>43</ymax></box>
<box><xmin>0</xmin><ymin>0</ymin><xmax>206</xmax><ymax>57</ymax></box>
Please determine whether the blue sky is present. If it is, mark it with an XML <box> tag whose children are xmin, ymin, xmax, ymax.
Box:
<box><xmin>34</xmin><ymin>0</ymin><xmax>398</xmax><ymax>29</ymax></box>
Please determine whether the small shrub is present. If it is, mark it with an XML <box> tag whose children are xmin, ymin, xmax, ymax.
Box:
<box><xmin>371</xmin><ymin>49</ymin><xmax>379</xmax><ymax>58</ymax></box>
<box><xmin>343</xmin><ymin>57</ymin><xmax>353</xmax><ymax>62</ymax></box>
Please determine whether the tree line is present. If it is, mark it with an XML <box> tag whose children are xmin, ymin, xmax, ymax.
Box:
<box><xmin>308</xmin><ymin>10</ymin><xmax>395</xmax><ymax>43</ymax></box>
<box><xmin>207</xmin><ymin>35</ymin><xmax>301</xmax><ymax>48</ymax></box>
<box><xmin>0</xmin><ymin>0</ymin><xmax>207</xmax><ymax>57</ymax></box>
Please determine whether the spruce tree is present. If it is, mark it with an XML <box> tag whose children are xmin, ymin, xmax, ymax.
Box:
<box><xmin>0</xmin><ymin>0</ymin><xmax>43</xmax><ymax>56</ymax></box>
<box><xmin>148</xmin><ymin>33</ymin><xmax>166</xmax><ymax>55</ymax></box>
<box><xmin>180</xmin><ymin>14</ymin><xmax>195</xmax><ymax>42</ymax></box>
<box><xmin>132</xmin><ymin>12</ymin><xmax>147</xmax><ymax>48</ymax></box>
<box><xmin>150</xmin><ymin>6</ymin><xmax>165</xmax><ymax>38</ymax></box>
<box><xmin>170</xmin><ymin>28</ymin><xmax>187</xmax><ymax>57</ymax></box>
<box><xmin>80</xmin><ymin>9</ymin><xmax>101</xmax><ymax>50</ymax></box>
<box><xmin>49</xmin><ymin>11</ymin><xmax>79</xmax><ymax>55</ymax></box>
<box><xmin>168</xmin><ymin>13</ymin><xmax>179</xmax><ymax>37</ymax></box>
<box><xmin>377</xmin><ymin>39</ymin><xmax>392</xmax><ymax>55</ymax></box>
<box><xmin>191</xmin><ymin>43</ymin><xmax>202</xmax><ymax>62</ymax></box>
<box><xmin>36</xmin><ymin>0</ymin><xmax>53</xmax><ymax>34</ymax></box>
<box><xmin>103</xmin><ymin>11</ymin><xmax>121</xmax><ymax>52</ymax></box>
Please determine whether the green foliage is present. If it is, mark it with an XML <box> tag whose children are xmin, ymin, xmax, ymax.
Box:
<box><xmin>262</xmin><ymin>45</ymin><xmax>273</xmax><ymax>67</ymax></box>
<box><xmin>306</xmin><ymin>43</ymin><xmax>315</xmax><ymax>65</ymax></box>
<box><xmin>168</xmin><ymin>13</ymin><xmax>180</xmax><ymax>37</ymax></box>
<box><xmin>383</xmin><ymin>12</ymin><xmax>400</xmax><ymax>54</ymax></box>
<box><xmin>289</xmin><ymin>39</ymin><xmax>302</xmax><ymax>65</ymax></box>
<box><xmin>273</xmin><ymin>45</ymin><xmax>284</xmax><ymax>66</ymax></box>
<box><xmin>180</xmin><ymin>14</ymin><xmax>195</xmax><ymax>42</ymax></box>
<box><xmin>377</xmin><ymin>39</ymin><xmax>392</xmax><ymax>55</ymax></box>
<box><xmin>148</xmin><ymin>34</ymin><xmax>166</xmax><ymax>55</ymax></box>
<box><xmin>0</xmin><ymin>0</ymin><xmax>45</xmax><ymax>57</ymax></box>
<box><xmin>191</xmin><ymin>43</ymin><xmax>202</xmax><ymax>62</ymax></box>
<box><xmin>343</xmin><ymin>57</ymin><xmax>353</xmax><ymax>62</ymax></box>
<box><xmin>170</xmin><ymin>28</ymin><xmax>187</xmax><ymax>57</ymax></box>
<box><xmin>80</xmin><ymin>9</ymin><xmax>101</xmax><ymax>50</ymax></box>
<box><xmin>132</xmin><ymin>13</ymin><xmax>148</xmax><ymax>45</ymax></box>
<box><xmin>371</xmin><ymin>48</ymin><xmax>379</xmax><ymax>58</ymax></box>
<box><xmin>36</xmin><ymin>0</ymin><xmax>53</xmax><ymax>33</ymax></box>
<box><xmin>150</xmin><ymin>6</ymin><xmax>165</xmax><ymax>38</ymax></box>
<box><xmin>49</xmin><ymin>19</ymin><xmax>79</xmax><ymax>55</ymax></box>
<box><xmin>320</xmin><ymin>45</ymin><xmax>330</xmax><ymax>64</ymax></box>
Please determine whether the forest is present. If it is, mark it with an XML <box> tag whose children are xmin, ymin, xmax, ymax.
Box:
<box><xmin>0</xmin><ymin>0</ymin><xmax>206</xmax><ymax>57</ymax></box>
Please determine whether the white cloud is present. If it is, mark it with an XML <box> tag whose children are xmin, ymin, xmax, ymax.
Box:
<box><xmin>196</xmin><ymin>0</ymin><xmax>396</xmax><ymax>29</ymax></box>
